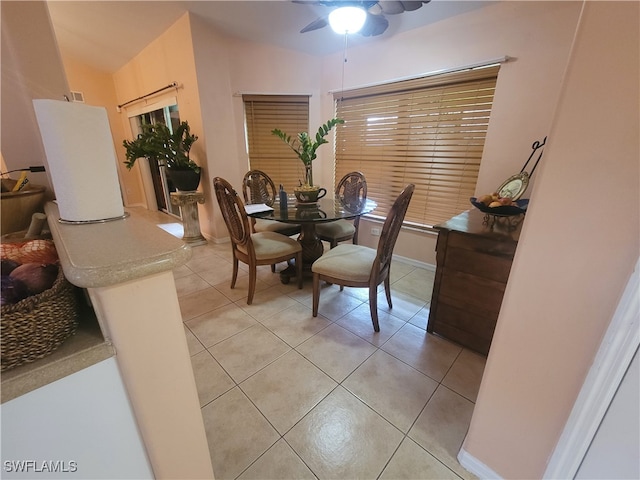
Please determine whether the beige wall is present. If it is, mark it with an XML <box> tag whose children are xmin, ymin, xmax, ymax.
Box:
<box><xmin>323</xmin><ymin>1</ymin><xmax>582</xmax><ymax>264</ymax></box>
<box><xmin>463</xmin><ymin>2</ymin><xmax>639</xmax><ymax>477</ymax></box>
<box><xmin>112</xmin><ymin>13</ymin><xmax>206</xmax><ymax>221</ymax></box>
<box><xmin>60</xmin><ymin>54</ymin><xmax>145</xmax><ymax>207</ymax></box>
<box><xmin>190</xmin><ymin>15</ymin><xmax>323</xmax><ymax>239</ymax></box>
<box><xmin>0</xmin><ymin>1</ymin><xmax>69</xmax><ymax>196</ymax></box>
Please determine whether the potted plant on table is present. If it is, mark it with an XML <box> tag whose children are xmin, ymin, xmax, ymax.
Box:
<box><xmin>271</xmin><ymin>118</ymin><xmax>344</xmax><ymax>203</ymax></box>
<box><xmin>123</xmin><ymin>121</ymin><xmax>201</xmax><ymax>191</ymax></box>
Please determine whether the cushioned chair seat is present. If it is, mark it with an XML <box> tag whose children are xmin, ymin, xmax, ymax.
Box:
<box><xmin>311</xmin><ymin>244</ymin><xmax>376</xmax><ymax>283</ymax></box>
<box><xmin>237</xmin><ymin>231</ymin><xmax>301</xmax><ymax>260</ymax></box>
<box><xmin>214</xmin><ymin>176</ymin><xmax>303</xmax><ymax>305</ymax></box>
<box><xmin>315</xmin><ymin>219</ymin><xmax>356</xmax><ymax>240</ymax></box>
<box><xmin>317</xmin><ymin>172</ymin><xmax>367</xmax><ymax>249</ymax></box>
<box><xmin>253</xmin><ymin>218</ymin><xmax>300</xmax><ymax>235</ymax></box>
<box><xmin>312</xmin><ymin>184</ymin><xmax>415</xmax><ymax>332</ymax></box>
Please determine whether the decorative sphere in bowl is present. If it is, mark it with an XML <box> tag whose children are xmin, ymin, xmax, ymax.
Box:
<box><xmin>470</xmin><ymin>197</ymin><xmax>529</xmax><ymax>216</ymax></box>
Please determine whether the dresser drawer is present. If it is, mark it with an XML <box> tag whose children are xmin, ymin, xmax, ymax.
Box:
<box><xmin>448</xmin><ymin>231</ymin><xmax>517</xmax><ymax>258</ymax></box>
<box><xmin>439</xmin><ymin>269</ymin><xmax>506</xmax><ymax>314</ymax></box>
<box><xmin>444</xmin><ymin>246</ymin><xmax>514</xmax><ymax>284</ymax></box>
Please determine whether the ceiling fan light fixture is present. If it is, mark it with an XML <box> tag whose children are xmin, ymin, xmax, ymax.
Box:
<box><xmin>328</xmin><ymin>6</ymin><xmax>367</xmax><ymax>34</ymax></box>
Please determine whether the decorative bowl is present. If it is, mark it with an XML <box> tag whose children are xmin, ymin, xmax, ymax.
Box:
<box><xmin>470</xmin><ymin>197</ymin><xmax>529</xmax><ymax>216</ymax></box>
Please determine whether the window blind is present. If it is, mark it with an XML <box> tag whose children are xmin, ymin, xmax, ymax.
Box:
<box><xmin>334</xmin><ymin>65</ymin><xmax>500</xmax><ymax>227</ymax></box>
<box><xmin>243</xmin><ymin>95</ymin><xmax>310</xmax><ymax>192</ymax></box>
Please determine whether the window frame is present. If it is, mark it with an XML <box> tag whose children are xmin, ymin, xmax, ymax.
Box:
<box><xmin>243</xmin><ymin>94</ymin><xmax>310</xmax><ymax>192</ymax></box>
<box><xmin>333</xmin><ymin>64</ymin><xmax>500</xmax><ymax>229</ymax></box>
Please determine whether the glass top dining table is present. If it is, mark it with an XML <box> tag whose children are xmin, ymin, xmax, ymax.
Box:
<box><xmin>248</xmin><ymin>197</ymin><xmax>377</xmax><ymax>282</ymax></box>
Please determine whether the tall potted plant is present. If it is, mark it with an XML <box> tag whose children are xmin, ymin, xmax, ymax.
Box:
<box><xmin>271</xmin><ymin>118</ymin><xmax>344</xmax><ymax>202</ymax></box>
<box><xmin>123</xmin><ymin>121</ymin><xmax>201</xmax><ymax>191</ymax></box>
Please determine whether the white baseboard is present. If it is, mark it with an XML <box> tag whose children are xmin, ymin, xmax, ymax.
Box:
<box><xmin>392</xmin><ymin>253</ymin><xmax>436</xmax><ymax>271</ymax></box>
<box><xmin>458</xmin><ymin>447</ymin><xmax>503</xmax><ymax>479</ymax></box>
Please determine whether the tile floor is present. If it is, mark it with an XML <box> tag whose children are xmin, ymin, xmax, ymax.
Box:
<box><xmin>173</xmin><ymin>240</ymin><xmax>485</xmax><ymax>480</ymax></box>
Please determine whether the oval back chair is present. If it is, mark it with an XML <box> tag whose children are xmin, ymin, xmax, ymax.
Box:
<box><xmin>214</xmin><ymin>176</ymin><xmax>302</xmax><ymax>304</ymax></box>
<box><xmin>316</xmin><ymin>171</ymin><xmax>367</xmax><ymax>248</ymax></box>
<box><xmin>242</xmin><ymin>170</ymin><xmax>301</xmax><ymax>238</ymax></box>
<box><xmin>312</xmin><ymin>184</ymin><xmax>415</xmax><ymax>331</ymax></box>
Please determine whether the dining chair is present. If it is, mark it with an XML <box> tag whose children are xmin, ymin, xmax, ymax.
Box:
<box><xmin>242</xmin><ymin>170</ymin><xmax>301</xmax><ymax>237</ymax></box>
<box><xmin>214</xmin><ymin>177</ymin><xmax>303</xmax><ymax>304</ymax></box>
<box><xmin>315</xmin><ymin>172</ymin><xmax>367</xmax><ymax>249</ymax></box>
<box><xmin>312</xmin><ymin>184</ymin><xmax>415</xmax><ymax>331</ymax></box>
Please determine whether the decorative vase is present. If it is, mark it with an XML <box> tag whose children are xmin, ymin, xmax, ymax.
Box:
<box><xmin>167</xmin><ymin>168</ymin><xmax>201</xmax><ymax>192</ymax></box>
<box><xmin>293</xmin><ymin>185</ymin><xmax>327</xmax><ymax>204</ymax></box>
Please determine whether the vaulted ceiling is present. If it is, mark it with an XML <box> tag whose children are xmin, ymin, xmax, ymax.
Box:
<box><xmin>46</xmin><ymin>1</ymin><xmax>491</xmax><ymax>74</ymax></box>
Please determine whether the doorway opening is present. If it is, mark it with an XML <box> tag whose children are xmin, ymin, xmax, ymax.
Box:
<box><xmin>127</xmin><ymin>101</ymin><xmax>181</xmax><ymax>218</ymax></box>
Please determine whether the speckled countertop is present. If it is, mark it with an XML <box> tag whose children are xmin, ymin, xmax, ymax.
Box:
<box><xmin>45</xmin><ymin>202</ymin><xmax>192</xmax><ymax>288</ymax></box>
<box><xmin>2</xmin><ymin>204</ymin><xmax>192</xmax><ymax>402</ymax></box>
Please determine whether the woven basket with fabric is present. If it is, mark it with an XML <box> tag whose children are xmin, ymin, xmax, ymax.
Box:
<box><xmin>1</xmin><ymin>240</ymin><xmax>79</xmax><ymax>371</ymax></box>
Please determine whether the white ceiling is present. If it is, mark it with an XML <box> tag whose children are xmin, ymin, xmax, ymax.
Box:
<box><xmin>46</xmin><ymin>1</ymin><xmax>491</xmax><ymax>74</ymax></box>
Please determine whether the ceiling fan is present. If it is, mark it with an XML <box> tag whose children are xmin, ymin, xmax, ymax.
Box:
<box><xmin>296</xmin><ymin>1</ymin><xmax>431</xmax><ymax>37</ymax></box>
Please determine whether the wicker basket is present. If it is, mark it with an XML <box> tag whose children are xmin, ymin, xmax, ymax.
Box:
<box><xmin>1</xmin><ymin>265</ymin><xmax>79</xmax><ymax>372</ymax></box>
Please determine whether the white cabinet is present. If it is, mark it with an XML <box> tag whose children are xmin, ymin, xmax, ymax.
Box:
<box><xmin>1</xmin><ymin>358</ymin><xmax>153</xmax><ymax>479</ymax></box>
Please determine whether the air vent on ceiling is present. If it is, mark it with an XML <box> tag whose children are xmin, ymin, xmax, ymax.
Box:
<box><xmin>70</xmin><ymin>91</ymin><xmax>85</xmax><ymax>103</ymax></box>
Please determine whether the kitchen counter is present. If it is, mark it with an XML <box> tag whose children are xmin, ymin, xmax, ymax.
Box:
<box><xmin>2</xmin><ymin>205</ymin><xmax>192</xmax><ymax>402</ymax></box>
<box><xmin>37</xmin><ymin>202</ymin><xmax>213</xmax><ymax>478</ymax></box>
<box><xmin>45</xmin><ymin>202</ymin><xmax>192</xmax><ymax>288</ymax></box>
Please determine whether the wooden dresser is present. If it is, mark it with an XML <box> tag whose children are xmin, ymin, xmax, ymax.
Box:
<box><xmin>427</xmin><ymin>209</ymin><xmax>523</xmax><ymax>355</ymax></box>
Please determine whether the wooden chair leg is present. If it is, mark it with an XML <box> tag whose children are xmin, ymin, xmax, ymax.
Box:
<box><xmin>271</xmin><ymin>264</ymin><xmax>276</xmax><ymax>273</ymax></box>
<box><xmin>247</xmin><ymin>266</ymin><xmax>257</xmax><ymax>305</ymax></box>
<box><xmin>231</xmin><ymin>256</ymin><xmax>239</xmax><ymax>289</ymax></box>
<box><xmin>369</xmin><ymin>286</ymin><xmax>380</xmax><ymax>332</ymax></box>
<box><xmin>384</xmin><ymin>276</ymin><xmax>393</xmax><ymax>309</ymax></box>
<box><xmin>312</xmin><ymin>273</ymin><xmax>320</xmax><ymax>317</ymax></box>
<box><xmin>295</xmin><ymin>253</ymin><xmax>303</xmax><ymax>290</ymax></box>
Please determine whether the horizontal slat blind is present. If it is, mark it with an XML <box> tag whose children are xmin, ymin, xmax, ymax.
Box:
<box><xmin>243</xmin><ymin>95</ymin><xmax>309</xmax><ymax>192</ymax></box>
<box><xmin>335</xmin><ymin>65</ymin><xmax>499</xmax><ymax>227</ymax></box>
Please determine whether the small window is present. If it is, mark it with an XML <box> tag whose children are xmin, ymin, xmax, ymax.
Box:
<box><xmin>243</xmin><ymin>95</ymin><xmax>310</xmax><ymax>191</ymax></box>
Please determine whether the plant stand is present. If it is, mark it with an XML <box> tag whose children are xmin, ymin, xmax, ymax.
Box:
<box><xmin>170</xmin><ymin>191</ymin><xmax>207</xmax><ymax>246</ymax></box>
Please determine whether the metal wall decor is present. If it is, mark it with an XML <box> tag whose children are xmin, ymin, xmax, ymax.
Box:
<box><xmin>497</xmin><ymin>136</ymin><xmax>547</xmax><ymax>201</ymax></box>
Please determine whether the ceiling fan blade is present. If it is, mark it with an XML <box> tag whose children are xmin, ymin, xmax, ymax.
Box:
<box><xmin>377</xmin><ymin>1</ymin><xmax>406</xmax><ymax>15</ymax></box>
<box><xmin>300</xmin><ymin>16</ymin><xmax>329</xmax><ymax>33</ymax></box>
<box><xmin>400</xmin><ymin>1</ymin><xmax>428</xmax><ymax>11</ymax></box>
<box><xmin>359</xmin><ymin>13</ymin><xmax>389</xmax><ymax>36</ymax></box>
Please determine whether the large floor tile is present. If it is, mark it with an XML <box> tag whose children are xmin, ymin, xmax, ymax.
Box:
<box><xmin>377</xmin><ymin>289</ymin><xmax>427</xmax><ymax>322</ymax></box>
<box><xmin>237</xmin><ymin>284</ymin><xmax>300</xmax><ymax>319</ymax></box>
<box><xmin>392</xmin><ymin>267</ymin><xmax>436</xmax><ymax>302</ymax></box>
<box><xmin>380</xmin><ymin>437</ymin><xmax>462</xmax><ymax>480</ymax></box>
<box><xmin>259</xmin><ymin>302</ymin><xmax>332</xmax><ymax>347</ymax></box>
<box><xmin>190</xmin><ymin>350</ymin><xmax>235</xmax><ymax>407</ymax></box>
<box><xmin>240</xmin><ymin>350</ymin><xmax>337</xmax><ymax>435</ymax></box>
<box><xmin>335</xmin><ymin>303</ymin><xmax>406</xmax><ymax>347</ymax></box>
<box><xmin>388</xmin><ymin>260</ymin><xmax>418</xmax><ymax>283</ymax></box>
<box><xmin>442</xmin><ymin>349</ymin><xmax>487</xmax><ymax>402</ymax></box>
<box><xmin>202</xmin><ymin>387</ymin><xmax>280</xmax><ymax>480</ymax></box>
<box><xmin>343</xmin><ymin>349</ymin><xmax>438</xmax><ymax>433</ymax></box>
<box><xmin>174</xmin><ymin>272</ymin><xmax>212</xmax><ymax>297</ymax></box>
<box><xmin>285</xmin><ymin>386</ymin><xmax>404</xmax><ymax>480</ymax></box>
<box><xmin>409</xmin><ymin>385</ymin><xmax>476</xmax><ymax>479</ymax></box>
<box><xmin>195</xmin><ymin>265</ymin><xmax>240</xmax><ymax>290</ymax></box>
<box><xmin>237</xmin><ymin>439</ymin><xmax>316</xmax><ymax>480</ymax></box>
<box><xmin>409</xmin><ymin>304</ymin><xmax>430</xmax><ymax>330</ymax></box>
<box><xmin>186</xmin><ymin>303</ymin><xmax>258</xmax><ymax>348</ymax></box>
<box><xmin>296</xmin><ymin>324</ymin><xmax>377</xmax><ymax>382</ymax></box>
<box><xmin>185</xmin><ymin>248</ymin><xmax>230</xmax><ymax>273</ymax></box>
<box><xmin>178</xmin><ymin>286</ymin><xmax>232</xmax><ymax>321</ymax></box>
<box><xmin>183</xmin><ymin>324</ymin><xmax>204</xmax><ymax>356</ymax></box>
<box><xmin>172</xmin><ymin>263</ymin><xmax>193</xmax><ymax>280</ymax></box>
<box><xmin>382</xmin><ymin>323</ymin><xmax>461</xmax><ymax>382</ymax></box>
<box><xmin>309</xmin><ymin>284</ymin><xmax>366</xmax><ymax>321</ymax></box>
<box><xmin>208</xmin><ymin>323</ymin><xmax>291</xmax><ymax>383</ymax></box>
<box><xmin>213</xmin><ymin>273</ymin><xmax>272</xmax><ymax>303</ymax></box>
